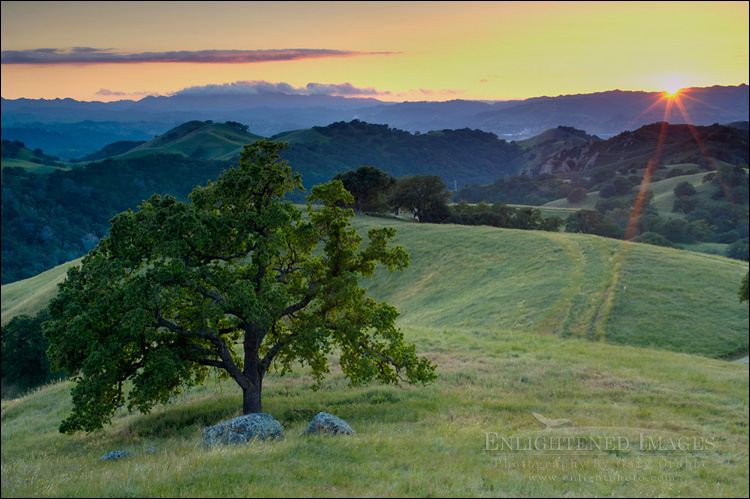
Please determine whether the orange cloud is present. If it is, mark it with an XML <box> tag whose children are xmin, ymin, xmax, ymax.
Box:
<box><xmin>1</xmin><ymin>47</ymin><xmax>401</xmax><ymax>65</ymax></box>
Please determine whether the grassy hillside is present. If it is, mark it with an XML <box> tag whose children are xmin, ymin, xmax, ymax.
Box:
<box><xmin>0</xmin><ymin>158</ymin><xmax>68</xmax><ymax>174</ymax></box>
<box><xmin>1</xmin><ymin>258</ymin><xmax>81</xmax><ymax>326</ymax></box>
<box><xmin>1</xmin><ymin>217</ymin><xmax>748</xmax><ymax>497</ymax></box>
<box><xmin>1</xmin><ymin>139</ymin><xmax>69</xmax><ymax>173</ymax></box>
<box><xmin>3</xmin><ymin>216</ymin><xmax>746</xmax><ymax>353</ymax></box>
<box><xmin>542</xmin><ymin>168</ymin><xmax>709</xmax><ymax>215</ymax></box>
<box><xmin>357</xmin><ymin>217</ymin><xmax>748</xmax><ymax>358</ymax></box>
<box><xmin>114</xmin><ymin>121</ymin><xmax>265</xmax><ymax>161</ymax></box>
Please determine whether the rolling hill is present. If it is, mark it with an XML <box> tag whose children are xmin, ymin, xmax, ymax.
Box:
<box><xmin>1</xmin><ymin>139</ymin><xmax>68</xmax><ymax>174</ymax></box>
<box><xmin>4</xmin><ymin>215</ymin><xmax>747</xmax><ymax>357</ymax></box>
<box><xmin>81</xmin><ymin>119</ymin><xmax>530</xmax><ymax>188</ymax></box>
<box><xmin>1</xmin><ymin>215</ymin><xmax>748</xmax><ymax>497</ymax></box>
<box><xmin>102</xmin><ymin>120</ymin><xmax>265</xmax><ymax>162</ymax></box>
<box><xmin>523</xmin><ymin>122</ymin><xmax>749</xmax><ymax>177</ymax></box>
<box><xmin>543</xmin><ymin>169</ymin><xmax>720</xmax><ymax>215</ymax></box>
<box><xmin>3</xmin><ymin>119</ymin><xmax>748</xmax><ymax>286</ymax></box>
<box><xmin>274</xmin><ymin>120</ymin><xmax>526</xmax><ymax>188</ymax></box>
<box><xmin>515</xmin><ymin>126</ymin><xmax>602</xmax><ymax>175</ymax></box>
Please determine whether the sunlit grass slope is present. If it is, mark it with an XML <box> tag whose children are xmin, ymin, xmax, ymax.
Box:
<box><xmin>115</xmin><ymin>121</ymin><xmax>265</xmax><ymax>162</ymax></box>
<box><xmin>1</xmin><ymin>258</ymin><xmax>81</xmax><ymax>326</ymax></box>
<box><xmin>542</xmin><ymin>166</ymin><xmax>730</xmax><ymax>219</ymax></box>
<box><xmin>2</xmin><ymin>216</ymin><xmax>747</xmax><ymax>352</ymax></box>
<box><xmin>1</xmin><ymin>217</ymin><xmax>748</xmax><ymax>497</ymax></box>
<box><xmin>358</xmin><ymin>217</ymin><xmax>748</xmax><ymax>358</ymax></box>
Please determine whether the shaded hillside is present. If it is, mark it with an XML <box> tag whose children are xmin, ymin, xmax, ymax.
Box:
<box><xmin>1</xmin><ymin>120</ymin><xmax>160</xmax><ymax>161</ymax></box>
<box><xmin>72</xmin><ymin>119</ymin><xmax>530</xmax><ymax>188</ymax></box>
<box><xmin>1</xmin><ymin>139</ymin><xmax>67</xmax><ymax>173</ymax></box>
<box><xmin>523</xmin><ymin>122</ymin><xmax>750</xmax><ymax>176</ymax></box>
<box><xmin>71</xmin><ymin>140</ymin><xmax>145</xmax><ymax>162</ymax></box>
<box><xmin>275</xmin><ymin>120</ymin><xmax>526</xmax><ymax>188</ymax></box>
<box><xmin>515</xmin><ymin>126</ymin><xmax>602</xmax><ymax>175</ymax></box>
<box><xmin>0</xmin><ymin>120</ymin><xmax>528</xmax><ymax>284</ymax></box>
<box><xmin>1</xmin><ymin>154</ymin><xmax>232</xmax><ymax>284</ymax></box>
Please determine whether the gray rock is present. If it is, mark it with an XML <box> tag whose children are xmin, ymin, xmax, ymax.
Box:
<box><xmin>302</xmin><ymin>412</ymin><xmax>355</xmax><ymax>436</ymax></box>
<box><xmin>98</xmin><ymin>450</ymin><xmax>135</xmax><ymax>462</ymax></box>
<box><xmin>202</xmin><ymin>413</ymin><xmax>283</xmax><ymax>445</ymax></box>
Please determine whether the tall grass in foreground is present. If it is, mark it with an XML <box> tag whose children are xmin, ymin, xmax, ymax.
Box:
<box><xmin>2</xmin><ymin>328</ymin><xmax>748</xmax><ymax>497</ymax></box>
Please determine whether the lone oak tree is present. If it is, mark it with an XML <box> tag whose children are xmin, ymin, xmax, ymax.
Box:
<box><xmin>44</xmin><ymin>140</ymin><xmax>435</xmax><ymax>434</ymax></box>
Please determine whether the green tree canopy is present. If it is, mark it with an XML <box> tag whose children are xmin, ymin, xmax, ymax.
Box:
<box><xmin>566</xmin><ymin>187</ymin><xmax>587</xmax><ymax>204</ymax></box>
<box><xmin>333</xmin><ymin>165</ymin><xmax>395</xmax><ymax>213</ymax></box>
<box><xmin>1</xmin><ymin>310</ymin><xmax>63</xmax><ymax>397</ymax></box>
<box><xmin>44</xmin><ymin>140</ymin><xmax>435</xmax><ymax>434</ymax></box>
<box><xmin>673</xmin><ymin>181</ymin><xmax>697</xmax><ymax>198</ymax></box>
<box><xmin>389</xmin><ymin>175</ymin><xmax>451</xmax><ymax>223</ymax></box>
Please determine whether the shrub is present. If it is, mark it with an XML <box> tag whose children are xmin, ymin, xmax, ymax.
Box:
<box><xmin>632</xmin><ymin>232</ymin><xmax>675</xmax><ymax>248</ymax></box>
<box><xmin>566</xmin><ymin>187</ymin><xmax>588</xmax><ymax>204</ymax></box>
<box><xmin>673</xmin><ymin>181</ymin><xmax>697</xmax><ymax>198</ymax></box>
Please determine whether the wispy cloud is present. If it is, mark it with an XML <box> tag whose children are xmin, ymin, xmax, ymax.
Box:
<box><xmin>395</xmin><ymin>88</ymin><xmax>464</xmax><ymax>99</ymax></box>
<box><xmin>173</xmin><ymin>80</ymin><xmax>392</xmax><ymax>97</ymax></box>
<box><xmin>1</xmin><ymin>47</ymin><xmax>400</xmax><ymax>65</ymax></box>
<box><xmin>95</xmin><ymin>88</ymin><xmax>161</xmax><ymax>98</ymax></box>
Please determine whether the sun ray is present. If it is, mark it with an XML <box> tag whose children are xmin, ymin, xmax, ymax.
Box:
<box><xmin>671</xmin><ymin>94</ymin><xmax>743</xmax><ymax>204</ymax></box>
<box><xmin>623</xmin><ymin>97</ymin><xmax>675</xmax><ymax>241</ymax></box>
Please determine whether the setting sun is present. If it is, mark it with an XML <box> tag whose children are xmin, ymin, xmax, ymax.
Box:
<box><xmin>665</xmin><ymin>87</ymin><xmax>682</xmax><ymax>98</ymax></box>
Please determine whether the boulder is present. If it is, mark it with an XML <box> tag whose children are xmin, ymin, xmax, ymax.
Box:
<box><xmin>202</xmin><ymin>413</ymin><xmax>283</xmax><ymax>445</ymax></box>
<box><xmin>98</xmin><ymin>450</ymin><xmax>134</xmax><ymax>462</ymax></box>
<box><xmin>301</xmin><ymin>412</ymin><xmax>355</xmax><ymax>436</ymax></box>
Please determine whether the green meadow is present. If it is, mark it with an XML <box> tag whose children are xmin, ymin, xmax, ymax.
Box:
<box><xmin>1</xmin><ymin>215</ymin><xmax>748</xmax><ymax>497</ymax></box>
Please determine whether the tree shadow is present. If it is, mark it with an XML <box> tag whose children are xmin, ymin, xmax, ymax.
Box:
<box><xmin>127</xmin><ymin>394</ymin><xmax>241</xmax><ymax>438</ymax></box>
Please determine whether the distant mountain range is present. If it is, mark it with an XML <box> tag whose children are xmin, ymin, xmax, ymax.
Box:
<box><xmin>2</xmin><ymin>84</ymin><xmax>747</xmax><ymax>160</ymax></box>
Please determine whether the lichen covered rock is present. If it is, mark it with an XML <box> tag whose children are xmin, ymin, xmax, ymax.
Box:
<box><xmin>302</xmin><ymin>412</ymin><xmax>355</xmax><ymax>436</ymax></box>
<box><xmin>202</xmin><ymin>413</ymin><xmax>283</xmax><ymax>445</ymax></box>
<box><xmin>98</xmin><ymin>450</ymin><xmax>135</xmax><ymax>462</ymax></box>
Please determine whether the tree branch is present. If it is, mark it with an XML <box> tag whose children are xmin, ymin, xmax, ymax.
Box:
<box><xmin>155</xmin><ymin>315</ymin><xmax>218</xmax><ymax>340</ymax></box>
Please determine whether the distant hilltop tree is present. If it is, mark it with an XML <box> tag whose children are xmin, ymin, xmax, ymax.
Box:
<box><xmin>225</xmin><ymin>121</ymin><xmax>250</xmax><ymax>133</ymax></box>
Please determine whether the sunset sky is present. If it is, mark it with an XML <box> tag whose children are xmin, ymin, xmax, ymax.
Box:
<box><xmin>1</xmin><ymin>1</ymin><xmax>748</xmax><ymax>102</ymax></box>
